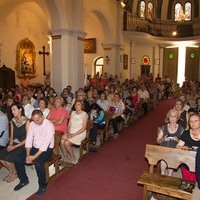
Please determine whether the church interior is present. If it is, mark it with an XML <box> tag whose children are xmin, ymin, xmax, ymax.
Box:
<box><xmin>1</xmin><ymin>0</ymin><xmax>200</xmax><ymax>200</ymax></box>
<box><xmin>0</xmin><ymin>0</ymin><xmax>199</xmax><ymax>91</ymax></box>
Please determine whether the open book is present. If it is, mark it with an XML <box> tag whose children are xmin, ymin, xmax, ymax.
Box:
<box><xmin>178</xmin><ymin>181</ymin><xmax>195</xmax><ymax>193</ymax></box>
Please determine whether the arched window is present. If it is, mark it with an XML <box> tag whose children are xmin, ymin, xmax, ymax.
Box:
<box><xmin>95</xmin><ymin>57</ymin><xmax>103</xmax><ymax>76</ymax></box>
<box><xmin>175</xmin><ymin>3</ymin><xmax>183</xmax><ymax>21</ymax></box>
<box><xmin>147</xmin><ymin>2</ymin><xmax>154</xmax><ymax>20</ymax></box>
<box><xmin>140</xmin><ymin>1</ymin><xmax>146</xmax><ymax>19</ymax></box>
<box><xmin>185</xmin><ymin>2</ymin><xmax>191</xmax><ymax>21</ymax></box>
<box><xmin>175</xmin><ymin>2</ymin><xmax>192</xmax><ymax>21</ymax></box>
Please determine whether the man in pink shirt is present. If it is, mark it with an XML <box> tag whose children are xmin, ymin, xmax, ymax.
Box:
<box><xmin>13</xmin><ymin>110</ymin><xmax>55</xmax><ymax>197</ymax></box>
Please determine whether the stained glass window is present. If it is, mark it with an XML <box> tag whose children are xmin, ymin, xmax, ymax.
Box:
<box><xmin>175</xmin><ymin>3</ymin><xmax>183</xmax><ymax>21</ymax></box>
<box><xmin>185</xmin><ymin>2</ymin><xmax>191</xmax><ymax>21</ymax></box>
<box><xmin>147</xmin><ymin>2</ymin><xmax>153</xmax><ymax>20</ymax></box>
<box><xmin>175</xmin><ymin>2</ymin><xmax>192</xmax><ymax>21</ymax></box>
<box><xmin>140</xmin><ymin>1</ymin><xmax>146</xmax><ymax>19</ymax></box>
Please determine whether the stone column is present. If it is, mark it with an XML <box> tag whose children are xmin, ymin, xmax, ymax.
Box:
<box><xmin>51</xmin><ymin>29</ymin><xmax>86</xmax><ymax>94</ymax></box>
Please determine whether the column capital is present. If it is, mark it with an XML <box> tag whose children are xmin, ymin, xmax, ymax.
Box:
<box><xmin>51</xmin><ymin>28</ymin><xmax>87</xmax><ymax>38</ymax></box>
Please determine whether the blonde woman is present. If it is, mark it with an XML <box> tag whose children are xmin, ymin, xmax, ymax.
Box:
<box><xmin>157</xmin><ymin>109</ymin><xmax>184</xmax><ymax>176</ymax></box>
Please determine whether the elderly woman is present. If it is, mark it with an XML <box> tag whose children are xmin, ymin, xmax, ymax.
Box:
<box><xmin>0</xmin><ymin>102</ymin><xmax>29</xmax><ymax>182</ymax></box>
<box><xmin>157</xmin><ymin>109</ymin><xmax>184</xmax><ymax>176</ymax></box>
<box><xmin>60</xmin><ymin>100</ymin><xmax>88</xmax><ymax>163</ymax></box>
<box><xmin>176</xmin><ymin>113</ymin><xmax>200</xmax><ymax>181</ymax></box>
<box><xmin>108</xmin><ymin>93</ymin><xmax>125</xmax><ymax>139</ymax></box>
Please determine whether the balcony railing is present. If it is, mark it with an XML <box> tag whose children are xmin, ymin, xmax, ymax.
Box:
<box><xmin>124</xmin><ymin>13</ymin><xmax>200</xmax><ymax>38</ymax></box>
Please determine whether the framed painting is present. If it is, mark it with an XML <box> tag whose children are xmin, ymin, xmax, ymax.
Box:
<box><xmin>123</xmin><ymin>54</ymin><xmax>128</xmax><ymax>70</ymax></box>
<box><xmin>84</xmin><ymin>38</ymin><xmax>96</xmax><ymax>53</ymax></box>
<box><xmin>16</xmin><ymin>38</ymin><xmax>37</xmax><ymax>78</ymax></box>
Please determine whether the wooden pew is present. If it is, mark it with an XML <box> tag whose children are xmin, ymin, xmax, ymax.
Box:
<box><xmin>97</xmin><ymin>111</ymin><xmax>112</xmax><ymax>145</ymax></box>
<box><xmin>137</xmin><ymin>144</ymin><xmax>196</xmax><ymax>200</ymax></box>
<box><xmin>44</xmin><ymin>130</ymin><xmax>62</xmax><ymax>182</ymax></box>
<box><xmin>77</xmin><ymin>119</ymin><xmax>93</xmax><ymax>161</ymax></box>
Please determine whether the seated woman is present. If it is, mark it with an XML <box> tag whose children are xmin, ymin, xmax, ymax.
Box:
<box><xmin>0</xmin><ymin>111</ymin><xmax>9</xmax><ymax>149</ymax></box>
<box><xmin>1</xmin><ymin>95</ymin><xmax>15</xmax><ymax>122</ymax></box>
<box><xmin>0</xmin><ymin>102</ymin><xmax>29</xmax><ymax>182</ymax></box>
<box><xmin>36</xmin><ymin>97</ymin><xmax>50</xmax><ymax>118</ymax></box>
<box><xmin>131</xmin><ymin>86</ymin><xmax>140</xmax><ymax>111</ymax></box>
<box><xmin>108</xmin><ymin>93</ymin><xmax>125</xmax><ymax>139</ymax></box>
<box><xmin>176</xmin><ymin>113</ymin><xmax>200</xmax><ymax>181</ymax></box>
<box><xmin>196</xmin><ymin>144</ymin><xmax>200</xmax><ymax>190</ymax></box>
<box><xmin>96</xmin><ymin>92</ymin><xmax>110</xmax><ymax>112</ymax></box>
<box><xmin>48</xmin><ymin>96</ymin><xmax>68</xmax><ymax>160</ymax></box>
<box><xmin>61</xmin><ymin>100</ymin><xmax>88</xmax><ymax>163</ymax></box>
<box><xmin>175</xmin><ymin>99</ymin><xmax>189</xmax><ymax>130</ymax></box>
<box><xmin>89</xmin><ymin>103</ymin><xmax>106</xmax><ymax>145</ymax></box>
<box><xmin>156</xmin><ymin>109</ymin><xmax>184</xmax><ymax>176</ymax></box>
<box><xmin>48</xmin><ymin>96</ymin><xmax>68</xmax><ymax>133</ymax></box>
<box><xmin>86</xmin><ymin>90</ymin><xmax>96</xmax><ymax>106</ymax></box>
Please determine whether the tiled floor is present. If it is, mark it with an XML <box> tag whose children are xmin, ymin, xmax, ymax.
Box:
<box><xmin>0</xmin><ymin>146</ymin><xmax>84</xmax><ymax>200</ymax></box>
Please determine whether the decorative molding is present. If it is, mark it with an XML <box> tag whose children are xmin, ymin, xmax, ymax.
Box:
<box><xmin>102</xmin><ymin>43</ymin><xmax>124</xmax><ymax>50</ymax></box>
<box><xmin>78</xmin><ymin>37</ymin><xmax>85</xmax><ymax>41</ymax></box>
<box><xmin>52</xmin><ymin>35</ymin><xmax>62</xmax><ymax>40</ymax></box>
<box><xmin>51</xmin><ymin>29</ymin><xmax>87</xmax><ymax>38</ymax></box>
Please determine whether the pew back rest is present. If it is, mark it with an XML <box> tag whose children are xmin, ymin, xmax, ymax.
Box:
<box><xmin>145</xmin><ymin>144</ymin><xmax>196</xmax><ymax>174</ymax></box>
<box><xmin>86</xmin><ymin>119</ymin><xmax>93</xmax><ymax>138</ymax></box>
<box><xmin>53</xmin><ymin>130</ymin><xmax>62</xmax><ymax>155</ymax></box>
<box><xmin>104</xmin><ymin>111</ymin><xmax>113</xmax><ymax>128</ymax></box>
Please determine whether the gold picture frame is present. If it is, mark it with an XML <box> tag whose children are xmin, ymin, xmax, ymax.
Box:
<box><xmin>16</xmin><ymin>38</ymin><xmax>37</xmax><ymax>78</ymax></box>
<box><xmin>84</xmin><ymin>38</ymin><xmax>96</xmax><ymax>53</ymax></box>
<box><xmin>123</xmin><ymin>54</ymin><xmax>128</xmax><ymax>70</ymax></box>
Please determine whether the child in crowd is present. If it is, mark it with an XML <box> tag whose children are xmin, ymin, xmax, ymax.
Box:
<box><xmin>122</xmin><ymin>97</ymin><xmax>134</xmax><ymax>127</ymax></box>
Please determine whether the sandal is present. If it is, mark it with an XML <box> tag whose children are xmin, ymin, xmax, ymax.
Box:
<box><xmin>59</xmin><ymin>159</ymin><xmax>68</xmax><ymax>166</ymax></box>
<box><xmin>6</xmin><ymin>172</ymin><xmax>18</xmax><ymax>183</ymax></box>
<box><xmin>3</xmin><ymin>172</ymin><xmax>12</xmax><ymax>182</ymax></box>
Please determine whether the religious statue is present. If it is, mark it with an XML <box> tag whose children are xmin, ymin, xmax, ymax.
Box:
<box><xmin>16</xmin><ymin>38</ymin><xmax>37</xmax><ymax>78</ymax></box>
<box><xmin>21</xmin><ymin>54</ymin><xmax>33</xmax><ymax>74</ymax></box>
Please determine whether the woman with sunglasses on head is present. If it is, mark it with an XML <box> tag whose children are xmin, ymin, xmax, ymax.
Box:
<box><xmin>0</xmin><ymin>102</ymin><xmax>29</xmax><ymax>183</ymax></box>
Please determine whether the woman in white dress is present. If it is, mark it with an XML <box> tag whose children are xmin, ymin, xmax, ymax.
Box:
<box><xmin>61</xmin><ymin>100</ymin><xmax>88</xmax><ymax>163</ymax></box>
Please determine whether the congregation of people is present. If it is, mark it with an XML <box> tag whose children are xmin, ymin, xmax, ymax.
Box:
<box><xmin>0</xmin><ymin>72</ymin><xmax>200</xmax><ymax>196</ymax></box>
<box><xmin>156</xmin><ymin>80</ymin><xmax>200</xmax><ymax>194</ymax></box>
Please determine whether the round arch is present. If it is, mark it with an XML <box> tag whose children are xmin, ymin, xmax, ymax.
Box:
<box><xmin>167</xmin><ymin>0</ymin><xmax>199</xmax><ymax>20</ymax></box>
<box><xmin>86</xmin><ymin>10</ymin><xmax>114</xmax><ymax>43</ymax></box>
<box><xmin>94</xmin><ymin>56</ymin><xmax>104</xmax><ymax>76</ymax></box>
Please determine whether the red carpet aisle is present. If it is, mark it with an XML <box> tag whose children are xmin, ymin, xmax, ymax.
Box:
<box><xmin>28</xmin><ymin>99</ymin><xmax>175</xmax><ymax>200</ymax></box>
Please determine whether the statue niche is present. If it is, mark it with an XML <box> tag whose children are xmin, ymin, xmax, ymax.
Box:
<box><xmin>16</xmin><ymin>38</ymin><xmax>37</xmax><ymax>78</ymax></box>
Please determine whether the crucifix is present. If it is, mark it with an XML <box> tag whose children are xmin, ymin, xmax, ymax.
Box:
<box><xmin>38</xmin><ymin>46</ymin><xmax>49</xmax><ymax>76</ymax></box>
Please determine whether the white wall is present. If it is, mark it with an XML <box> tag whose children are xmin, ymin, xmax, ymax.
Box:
<box><xmin>0</xmin><ymin>1</ymin><xmax>50</xmax><ymax>85</ymax></box>
<box><xmin>131</xmin><ymin>45</ymin><xmax>154</xmax><ymax>80</ymax></box>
